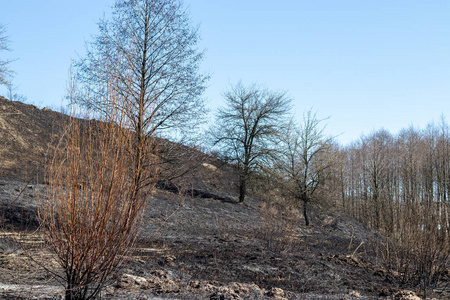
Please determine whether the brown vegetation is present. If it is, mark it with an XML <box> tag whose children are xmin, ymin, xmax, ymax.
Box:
<box><xmin>0</xmin><ymin>96</ymin><xmax>67</xmax><ymax>180</ymax></box>
<box><xmin>2</xmin><ymin>0</ymin><xmax>448</xmax><ymax>299</ymax></box>
<box><xmin>40</xmin><ymin>116</ymin><xmax>156</xmax><ymax>298</ymax></box>
<box><xmin>1</xmin><ymin>95</ymin><xmax>450</xmax><ymax>299</ymax></box>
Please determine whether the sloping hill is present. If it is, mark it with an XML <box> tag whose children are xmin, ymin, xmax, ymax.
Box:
<box><xmin>1</xmin><ymin>98</ymin><xmax>447</xmax><ymax>299</ymax></box>
<box><xmin>0</xmin><ymin>96</ymin><xmax>239</xmax><ymax>199</ymax></box>
<box><xmin>0</xmin><ymin>96</ymin><xmax>67</xmax><ymax>180</ymax></box>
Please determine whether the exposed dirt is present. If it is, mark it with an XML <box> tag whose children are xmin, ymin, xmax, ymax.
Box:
<box><xmin>1</xmin><ymin>98</ymin><xmax>449</xmax><ymax>299</ymax></box>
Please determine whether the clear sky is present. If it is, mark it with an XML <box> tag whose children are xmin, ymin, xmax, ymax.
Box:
<box><xmin>1</xmin><ymin>0</ymin><xmax>449</xmax><ymax>145</ymax></box>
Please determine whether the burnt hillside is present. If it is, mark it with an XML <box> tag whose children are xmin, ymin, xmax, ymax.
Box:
<box><xmin>0</xmin><ymin>96</ymin><xmax>239</xmax><ymax>199</ymax></box>
<box><xmin>0</xmin><ymin>98</ymin><xmax>448</xmax><ymax>299</ymax></box>
<box><xmin>0</xmin><ymin>96</ymin><xmax>68</xmax><ymax>180</ymax></box>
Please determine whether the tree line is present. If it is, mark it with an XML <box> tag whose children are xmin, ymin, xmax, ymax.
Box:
<box><xmin>337</xmin><ymin>123</ymin><xmax>450</xmax><ymax>236</ymax></box>
<box><xmin>334</xmin><ymin>123</ymin><xmax>450</xmax><ymax>291</ymax></box>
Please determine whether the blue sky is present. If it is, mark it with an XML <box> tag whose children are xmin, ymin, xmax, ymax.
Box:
<box><xmin>1</xmin><ymin>0</ymin><xmax>449</xmax><ymax>145</ymax></box>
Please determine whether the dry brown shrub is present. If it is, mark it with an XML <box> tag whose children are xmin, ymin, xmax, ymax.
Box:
<box><xmin>377</xmin><ymin>205</ymin><xmax>449</xmax><ymax>298</ymax></box>
<box><xmin>257</xmin><ymin>199</ymin><xmax>299</xmax><ymax>253</ymax></box>
<box><xmin>39</xmin><ymin>108</ymin><xmax>157</xmax><ymax>299</ymax></box>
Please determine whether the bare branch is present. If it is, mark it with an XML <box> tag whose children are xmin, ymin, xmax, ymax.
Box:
<box><xmin>211</xmin><ymin>82</ymin><xmax>291</xmax><ymax>203</ymax></box>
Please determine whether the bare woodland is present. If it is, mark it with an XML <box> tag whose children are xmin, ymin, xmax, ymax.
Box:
<box><xmin>336</xmin><ymin>123</ymin><xmax>450</xmax><ymax>295</ymax></box>
<box><xmin>0</xmin><ymin>0</ymin><xmax>449</xmax><ymax>299</ymax></box>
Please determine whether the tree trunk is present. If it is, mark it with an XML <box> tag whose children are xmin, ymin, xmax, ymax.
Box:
<box><xmin>65</xmin><ymin>285</ymin><xmax>84</xmax><ymax>300</ymax></box>
<box><xmin>303</xmin><ymin>199</ymin><xmax>310</xmax><ymax>226</ymax></box>
<box><xmin>239</xmin><ymin>173</ymin><xmax>246</xmax><ymax>203</ymax></box>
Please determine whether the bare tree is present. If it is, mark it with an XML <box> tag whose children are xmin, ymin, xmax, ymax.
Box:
<box><xmin>362</xmin><ymin>129</ymin><xmax>395</xmax><ymax>231</ymax></box>
<box><xmin>6</xmin><ymin>84</ymin><xmax>27</xmax><ymax>102</ymax></box>
<box><xmin>277</xmin><ymin>110</ymin><xmax>333</xmax><ymax>226</ymax></box>
<box><xmin>0</xmin><ymin>24</ymin><xmax>13</xmax><ymax>86</ymax></box>
<box><xmin>74</xmin><ymin>0</ymin><xmax>208</xmax><ymax>142</ymax></box>
<box><xmin>40</xmin><ymin>68</ymin><xmax>158</xmax><ymax>299</ymax></box>
<box><xmin>338</xmin><ymin>123</ymin><xmax>449</xmax><ymax>295</ymax></box>
<box><xmin>211</xmin><ymin>82</ymin><xmax>291</xmax><ymax>203</ymax></box>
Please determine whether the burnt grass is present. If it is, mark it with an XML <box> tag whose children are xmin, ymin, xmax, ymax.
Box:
<box><xmin>1</xmin><ymin>98</ymin><xmax>449</xmax><ymax>299</ymax></box>
<box><xmin>1</xmin><ymin>176</ymin><xmax>450</xmax><ymax>299</ymax></box>
<box><xmin>127</xmin><ymin>189</ymin><xmax>402</xmax><ymax>299</ymax></box>
<box><xmin>0</xmin><ymin>178</ymin><xmax>427</xmax><ymax>300</ymax></box>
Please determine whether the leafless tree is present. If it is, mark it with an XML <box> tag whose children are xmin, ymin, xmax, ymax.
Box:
<box><xmin>40</xmin><ymin>67</ymin><xmax>158</xmax><ymax>299</ymax></box>
<box><xmin>74</xmin><ymin>0</ymin><xmax>208</xmax><ymax>142</ymax></box>
<box><xmin>337</xmin><ymin>123</ymin><xmax>449</xmax><ymax>295</ymax></box>
<box><xmin>6</xmin><ymin>84</ymin><xmax>27</xmax><ymax>102</ymax></box>
<box><xmin>362</xmin><ymin>129</ymin><xmax>395</xmax><ymax>231</ymax></box>
<box><xmin>211</xmin><ymin>82</ymin><xmax>291</xmax><ymax>203</ymax></box>
<box><xmin>0</xmin><ymin>24</ymin><xmax>13</xmax><ymax>86</ymax></box>
<box><xmin>277</xmin><ymin>110</ymin><xmax>333</xmax><ymax>226</ymax></box>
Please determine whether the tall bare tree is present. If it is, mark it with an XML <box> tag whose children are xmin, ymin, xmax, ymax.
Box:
<box><xmin>0</xmin><ymin>24</ymin><xmax>13</xmax><ymax>86</ymax></box>
<box><xmin>41</xmin><ymin>72</ymin><xmax>158</xmax><ymax>299</ymax></box>
<box><xmin>337</xmin><ymin>123</ymin><xmax>449</xmax><ymax>294</ymax></box>
<box><xmin>277</xmin><ymin>110</ymin><xmax>333</xmax><ymax>226</ymax></box>
<box><xmin>74</xmin><ymin>0</ymin><xmax>208</xmax><ymax>143</ymax></box>
<box><xmin>362</xmin><ymin>129</ymin><xmax>394</xmax><ymax>230</ymax></box>
<box><xmin>212</xmin><ymin>82</ymin><xmax>291</xmax><ymax>203</ymax></box>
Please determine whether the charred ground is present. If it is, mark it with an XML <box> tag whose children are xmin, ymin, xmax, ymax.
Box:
<box><xmin>0</xmin><ymin>97</ymin><xmax>448</xmax><ymax>299</ymax></box>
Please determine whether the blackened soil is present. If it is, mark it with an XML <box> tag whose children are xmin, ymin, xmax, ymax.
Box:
<box><xmin>0</xmin><ymin>181</ymin><xmax>449</xmax><ymax>299</ymax></box>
